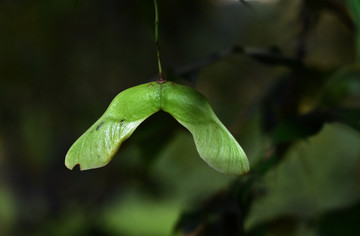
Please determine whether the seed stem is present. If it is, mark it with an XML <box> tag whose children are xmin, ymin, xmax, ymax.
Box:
<box><xmin>153</xmin><ymin>0</ymin><xmax>166</xmax><ymax>83</ymax></box>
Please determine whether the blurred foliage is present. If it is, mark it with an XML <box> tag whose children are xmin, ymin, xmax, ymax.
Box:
<box><xmin>0</xmin><ymin>0</ymin><xmax>360</xmax><ymax>235</ymax></box>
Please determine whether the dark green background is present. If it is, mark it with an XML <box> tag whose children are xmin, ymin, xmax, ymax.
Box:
<box><xmin>1</xmin><ymin>0</ymin><xmax>360</xmax><ymax>235</ymax></box>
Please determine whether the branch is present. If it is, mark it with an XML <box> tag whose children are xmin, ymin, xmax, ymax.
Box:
<box><xmin>171</xmin><ymin>46</ymin><xmax>303</xmax><ymax>82</ymax></box>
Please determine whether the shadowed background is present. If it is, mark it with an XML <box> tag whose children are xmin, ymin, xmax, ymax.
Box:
<box><xmin>1</xmin><ymin>0</ymin><xmax>360</xmax><ymax>235</ymax></box>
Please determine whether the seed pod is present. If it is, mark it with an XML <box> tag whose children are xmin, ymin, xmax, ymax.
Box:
<box><xmin>65</xmin><ymin>81</ymin><xmax>250</xmax><ymax>175</ymax></box>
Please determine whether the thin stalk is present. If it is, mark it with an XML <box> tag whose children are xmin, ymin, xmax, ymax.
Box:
<box><xmin>153</xmin><ymin>0</ymin><xmax>166</xmax><ymax>83</ymax></box>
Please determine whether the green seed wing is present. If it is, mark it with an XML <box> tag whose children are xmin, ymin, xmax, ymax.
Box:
<box><xmin>161</xmin><ymin>83</ymin><xmax>249</xmax><ymax>175</ymax></box>
<box><xmin>65</xmin><ymin>81</ymin><xmax>249</xmax><ymax>175</ymax></box>
<box><xmin>65</xmin><ymin>82</ymin><xmax>161</xmax><ymax>170</ymax></box>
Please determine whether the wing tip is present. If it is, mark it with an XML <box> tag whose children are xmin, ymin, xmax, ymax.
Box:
<box><xmin>65</xmin><ymin>153</ymin><xmax>112</xmax><ymax>171</ymax></box>
<box><xmin>204</xmin><ymin>153</ymin><xmax>250</xmax><ymax>175</ymax></box>
<box><xmin>65</xmin><ymin>159</ymin><xmax>110</xmax><ymax>171</ymax></box>
<box><xmin>64</xmin><ymin>159</ymin><xmax>82</xmax><ymax>171</ymax></box>
<box><xmin>216</xmin><ymin>166</ymin><xmax>251</xmax><ymax>176</ymax></box>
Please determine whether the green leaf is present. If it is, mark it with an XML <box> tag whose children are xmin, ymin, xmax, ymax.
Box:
<box><xmin>65</xmin><ymin>82</ymin><xmax>161</xmax><ymax>170</ymax></box>
<box><xmin>65</xmin><ymin>81</ymin><xmax>250</xmax><ymax>175</ymax></box>
<box><xmin>161</xmin><ymin>82</ymin><xmax>249</xmax><ymax>175</ymax></box>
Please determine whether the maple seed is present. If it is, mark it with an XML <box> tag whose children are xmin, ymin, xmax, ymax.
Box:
<box><xmin>65</xmin><ymin>81</ymin><xmax>250</xmax><ymax>175</ymax></box>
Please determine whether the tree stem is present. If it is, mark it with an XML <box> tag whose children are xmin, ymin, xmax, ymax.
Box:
<box><xmin>153</xmin><ymin>0</ymin><xmax>166</xmax><ymax>83</ymax></box>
